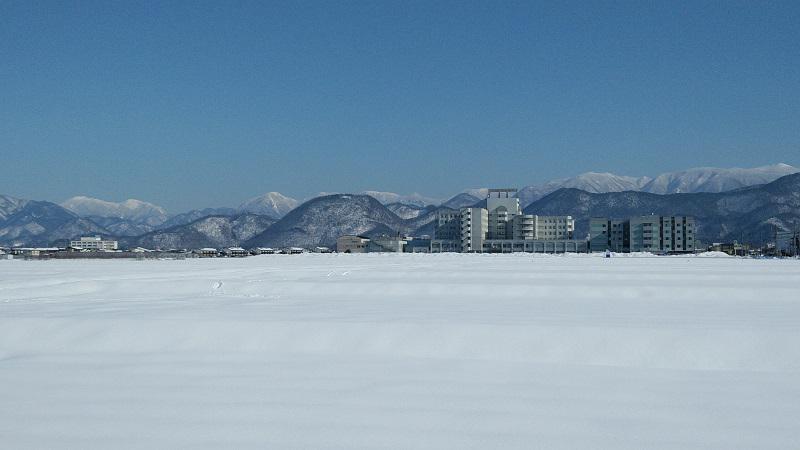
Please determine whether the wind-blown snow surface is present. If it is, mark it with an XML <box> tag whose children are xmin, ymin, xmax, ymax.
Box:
<box><xmin>1</xmin><ymin>254</ymin><xmax>799</xmax><ymax>449</ymax></box>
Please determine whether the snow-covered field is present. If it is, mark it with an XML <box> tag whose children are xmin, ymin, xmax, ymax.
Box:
<box><xmin>1</xmin><ymin>253</ymin><xmax>799</xmax><ymax>449</ymax></box>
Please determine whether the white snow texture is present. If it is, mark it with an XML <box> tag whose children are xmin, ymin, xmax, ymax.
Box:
<box><xmin>1</xmin><ymin>253</ymin><xmax>798</xmax><ymax>449</ymax></box>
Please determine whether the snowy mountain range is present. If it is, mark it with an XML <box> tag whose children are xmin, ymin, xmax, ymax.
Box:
<box><xmin>315</xmin><ymin>191</ymin><xmax>441</xmax><ymax>207</ymax></box>
<box><xmin>0</xmin><ymin>195</ymin><xmax>109</xmax><ymax>247</ymax></box>
<box><xmin>61</xmin><ymin>196</ymin><xmax>169</xmax><ymax>226</ymax></box>
<box><xmin>512</xmin><ymin>164</ymin><xmax>799</xmax><ymax>207</ymax></box>
<box><xmin>122</xmin><ymin>214</ymin><xmax>275</xmax><ymax>250</ymax></box>
<box><xmin>3</xmin><ymin>163</ymin><xmax>798</xmax><ymax>248</ymax></box>
<box><xmin>59</xmin><ymin>196</ymin><xmax>170</xmax><ymax>236</ymax></box>
<box><xmin>639</xmin><ymin>163</ymin><xmax>799</xmax><ymax>194</ymax></box>
<box><xmin>516</xmin><ymin>173</ymin><xmax>651</xmax><ymax>207</ymax></box>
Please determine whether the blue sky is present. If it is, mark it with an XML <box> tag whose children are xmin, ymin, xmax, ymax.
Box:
<box><xmin>2</xmin><ymin>1</ymin><xmax>799</xmax><ymax>211</ymax></box>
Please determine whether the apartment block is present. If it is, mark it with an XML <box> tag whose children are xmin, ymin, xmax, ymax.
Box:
<box><xmin>589</xmin><ymin>218</ymin><xmax>629</xmax><ymax>252</ymax></box>
<box><xmin>590</xmin><ymin>215</ymin><xmax>696</xmax><ymax>253</ymax></box>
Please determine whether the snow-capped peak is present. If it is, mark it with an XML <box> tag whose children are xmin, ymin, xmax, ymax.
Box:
<box><xmin>238</xmin><ymin>192</ymin><xmax>299</xmax><ymax>218</ymax></box>
<box><xmin>60</xmin><ymin>196</ymin><xmax>168</xmax><ymax>224</ymax></box>
<box><xmin>515</xmin><ymin>173</ymin><xmax>650</xmax><ymax>207</ymax></box>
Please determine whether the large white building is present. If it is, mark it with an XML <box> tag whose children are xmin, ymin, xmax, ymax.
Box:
<box><xmin>433</xmin><ymin>188</ymin><xmax>582</xmax><ymax>253</ymax></box>
<box><xmin>69</xmin><ymin>236</ymin><xmax>118</xmax><ymax>251</ymax></box>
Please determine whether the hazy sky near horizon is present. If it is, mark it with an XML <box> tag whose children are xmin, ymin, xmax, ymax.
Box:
<box><xmin>2</xmin><ymin>1</ymin><xmax>799</xmax><ymax>211</ymax></box>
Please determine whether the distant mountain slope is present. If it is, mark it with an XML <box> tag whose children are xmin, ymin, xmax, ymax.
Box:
<box><xmin>246</xmin><ymin>194</ymin><xmax>405</xmax><ymax>248</ymax></box>
<box><xmin>238</xmin><ymin>192</ymin><xmax>298</xmax><ymax>218</ymax></box>
<box><xmin>84</xmin><ymin>216</ymin><xmax>154</xmax><ymax>237</ymax></box>
<box><xmin>441</xmin><ymin>193</ymin><xmax>482</xmax><ymax>209</ymax></box>
<box><xmin>123</xmin><ymin>214</ymin><xmax>275</xmax><ymax>250</ymax></box>
<box><xmin>386</xmin><ymin>202</ymin><xmax>428</xmax><ymax>219</ymax></box>
<box><xmin>362</xmin><ymin>191</ymin><xmax>440</xmax><ymax>207</ymax></box>
<box><xmin>0</xmin><ymin>195</ymin><xmax>30</xmax><ymax>221</ymax></box>
<box><xmin>0</xmin><ymin>195</ymin><xmax>110</xmax><ymax>246</ymax></box>
<box><xmin>159</xmin><ymin>207</ymin><xmax>237</xmax><ymax>229</ymax></box>
<box><xmin>509</xmin><ymin>164</ymin><xmax>799</xmax><ymax>208</ymax></box>
<box><xmin>523</xmin><ymin>173</ymin><xmax>800</xmax><ymax>244</ymax></box>
<box><xmin>640</xmin><ymin>163</ymin><xmax>799</xmax><ymax>194</ymax></box>
<box><xmin>61</xmin><ymin>196</ymin><xmax>168</xmax><ymax>226</ymax></box>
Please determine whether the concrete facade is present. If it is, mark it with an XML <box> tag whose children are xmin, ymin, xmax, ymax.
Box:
<box><xmin>589</xmin><ymin>218</ymin><xmax>629</xmax><ymax>252</ymax></box>
<box><xmin>460</xmin><ymin>207</ymin><xmax>488</xmax><ymax>252</ymax></box>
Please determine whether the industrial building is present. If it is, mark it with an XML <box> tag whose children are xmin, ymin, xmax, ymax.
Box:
<box><xmin>590</xmin><ymin>215</ymin><xmax>696</xmax><ymax>253</ymax></box>
<box><xmin>431</xmin><ymin>188</ymin><xmax>584</xmax><ymax>253</ymax></box>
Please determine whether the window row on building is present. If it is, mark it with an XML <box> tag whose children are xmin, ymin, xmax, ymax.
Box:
<box><xmin>69</xmin><ymin>236</ymin><xmax>119</xmax><ymax>251</ymax></box>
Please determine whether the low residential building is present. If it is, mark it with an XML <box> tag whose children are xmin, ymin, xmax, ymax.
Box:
<box><xmin>252</xmin><ymin>247</ymin><xmax>276</xmax><ymax>255</ymax></box>
<box><xmin>222</xmin><ymin>247</ymin><xmax>249</xmax><ymax>257</ymax></box>
<box><xmin>70</xmin><ymin>236</ymin><xmax>118</xmax><ymax>251</ymax></box>
<box><xmin>195</xmin><ymin>248</ymin><xmax>218</xmax><ymax>257</ymax></box>
<box><xmin>336</xmin><ymin>235</ymin><xmax>370</xmax><ymax>253</ymax></box>
<box><xmin>313</xmin><ymin>246</ymin><xmax>332</xmax><ymax>253</ymax></box>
